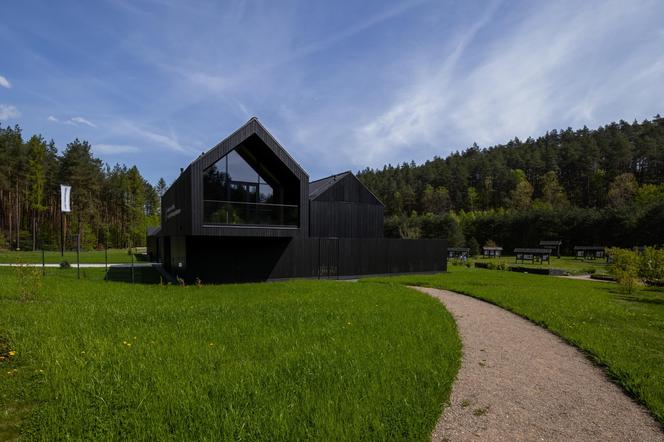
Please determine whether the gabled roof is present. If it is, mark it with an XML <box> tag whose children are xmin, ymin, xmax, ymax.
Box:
<box><xmin>192</xmin><ymin>117</ymin><xmax>308</xmax><ymax>181</ymax></box>
<box><xmin>308</xmin><ymin>171</ymin><xmax>383</xmax><ymax>205</ymax></box>
<box><xmin>308</xmin><ymin>171</ymin><xmax>351</xmax><ymax>199</ymax></box>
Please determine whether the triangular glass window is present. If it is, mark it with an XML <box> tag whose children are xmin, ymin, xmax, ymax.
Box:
<box><xmin>203</xmin><ymin>149</ymin><xmax>296</xmax><ymax>225</ymax></box>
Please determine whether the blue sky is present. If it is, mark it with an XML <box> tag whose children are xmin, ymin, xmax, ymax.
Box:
<box><xmin>1</xmin><ymin>0</ymin><xmax>663</xmax><ymax>185</ymax></box>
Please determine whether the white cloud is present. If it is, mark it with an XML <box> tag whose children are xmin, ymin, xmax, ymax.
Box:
<box><xmin>115</xmin><ymin>120</ymin><xmax>193</xmax><ymax>154</ymax></box>
<box><xmin>0</xmin><ymin>75</ymin><xmax>10</xmax><ymax>89</ymax></box>
<box><xmin>325</xmin><ymin>0</ymin><xmax>664</xmax><ymax>170</ymax></box>
<box><xmin>48</xmin><ymin>115</ymin><xmax>98</xmax><ymax>127</ymax></box>
<box><xmin>94</xmin><ymin>144</ymin><xmax>140</xmax><ymax>154</ymax></box>
<box><xmin>0</xmin><ymin>104</ymin><xmax>20</xmax><ymax>120</ymax></box>
<box><xmin>70</xmin><ymin>116</ymin><xmax>97</xmax><ymax>128</ymax></box>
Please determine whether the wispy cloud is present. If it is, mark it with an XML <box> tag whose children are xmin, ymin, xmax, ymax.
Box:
<box><xmin>69</xmin><ymin>116</ymin><xmax>97</xmax><ymax>128</ymax></box>
<box><xmin>0</xmin><ymin>75</ymin><xmax>10</xmax><ymax>89</ymax></box>
<box><xmin>94</xmin><ymin>143</ymin><xmax>140</xmax><ymax>154</ymax></box>
<box><xmin>352</xmin><ymin>1</ymin><xmax>501</xmax><ymax>165</ymax></box>
<box><xmin>3</xmin><ymin>0</ymin><xmax>663</xmax><ymax>183</ymax></box>
<box><xmin>0</xmin><ymin>104</ymin><xmax>20</xmax><ymax>120</ymax></box>
<box><xmin>300</xmin><ymin>0</ymin><xmax>664</xmax><ymax>172</ymax></box>
<box><xmin>114</xmin><ymin>120</ymin><xmax>193</xmax><ymax>155</ymax></box>
<box><xmin>48</xmin><ymin>115</ymin><xmax>98</xmax><ymax>127</ymax></box>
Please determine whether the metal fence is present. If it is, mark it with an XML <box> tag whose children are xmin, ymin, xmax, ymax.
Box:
<box><xmin>0</xmin><ymin>244</ymin><xmax>153</xmax><ymax>283</ymax></box>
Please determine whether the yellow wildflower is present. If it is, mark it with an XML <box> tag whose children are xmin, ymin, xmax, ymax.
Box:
<box><xmin>8</xmin><ymin>351</ymin><xmax>16</xmax><ymax>356</ymax></box>
<box><xmin>209</xmin><ymin>343</ymin><xmax>215</xmax><ymax>346</ymax></box>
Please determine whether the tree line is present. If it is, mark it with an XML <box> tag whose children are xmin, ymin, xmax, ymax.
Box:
<box><xmin>357</xmin><ymin>116</ymin><xmax>664</xmax><ymax>251</ymax></box>
<box><xmin>0</xmin><ymin>124</ymin><xmax>166</xmax><ymax>250</ymax></box>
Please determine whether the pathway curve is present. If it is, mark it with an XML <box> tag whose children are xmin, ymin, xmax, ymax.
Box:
<box><xmin>414</xmin><ymin>287</ymin><xmax>663</xmax><ymax>441</ymax></box>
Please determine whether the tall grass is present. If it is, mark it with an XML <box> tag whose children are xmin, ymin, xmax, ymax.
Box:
<box><xmin>0</xmin><ymin>273</ymin><xmax>460</xmax><ymax>440</ymax></box>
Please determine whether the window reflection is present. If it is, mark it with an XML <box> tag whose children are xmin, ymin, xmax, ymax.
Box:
<box><xmin>202</xmin><ymin>148</ymin><xmax>297</xmax><ymax>226</ymax></box>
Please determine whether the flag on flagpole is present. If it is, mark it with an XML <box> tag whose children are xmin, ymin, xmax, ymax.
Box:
<box><xmin>60</xmin><ymin>185</ymin><xmax>71</xmax><ymax>213</ymax></box>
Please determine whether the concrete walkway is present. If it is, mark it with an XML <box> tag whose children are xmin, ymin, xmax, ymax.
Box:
<box><xmin>414</xmin><ymin>287</ymin><xmax>662</xmax><ymax>441</ymax></box>
<box><xmin>558</xmin><ymin>274</ymin><xmax>615</xmax><ymax>283</ymax></box>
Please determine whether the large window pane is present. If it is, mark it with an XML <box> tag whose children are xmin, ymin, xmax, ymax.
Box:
<box><xmin>202</xmin><ymin>148</ymin><xmax>297</xmax><ymax>226</ymax></box>
<box><xmin>202</xmin><ymin>163</ymin><xmax>228</xmax><ymax>201</ymax></box>
<box><xmin>227</xmin><ymin>150</ymin><xmax>258</xmax><ymax>183</ymax></box>
<box><xmin>259</xmin><ymin>183</ymin><xmax>273</xmax><ymax>203</ymax></box>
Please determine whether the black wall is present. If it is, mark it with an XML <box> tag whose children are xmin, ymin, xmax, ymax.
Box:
<box><xmin>309</xmin><ymin>174</ymin><xmax>384</xmax><ymax>238</ymax></box>
<box><xmin>309</xmin><ymin>201</ymin><xmax>383</xmax><ymax>238</ymax></box>
<box><xmin>175</xmin><ymin>236</ymin><xmax>446</xmax><ymax>283</ymax></box>
<box><xmin>160</xmin><ymin>168</ymin><xmax>192</xmax><ymax>237</ymax></box>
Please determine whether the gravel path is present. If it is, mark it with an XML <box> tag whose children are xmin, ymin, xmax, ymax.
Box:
<box><xmin>414</xmin><ymin>287</ymin><xmax>663</xmax><ymax>442</ymax></box>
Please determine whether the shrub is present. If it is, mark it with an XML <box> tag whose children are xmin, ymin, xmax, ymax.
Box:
<box><xmin>486</xmin><ymin>260</ymin><xmax>509</xmax><ymax>271</ymax></box>
<box><xmin>639</xmin><ymin>247</ymin><xmax>664</xmax><ymax>284</ymax></box>
<box><xmin>608</xmin><ymin>248</ymin><xmax>641</xmax><ymax>293</ymax></box>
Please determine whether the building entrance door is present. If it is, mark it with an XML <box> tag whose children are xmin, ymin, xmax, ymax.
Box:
<box><xmin>318</xmin><ymin>238</ymin><xmax>339</xmax><ymax>279</ymax></box>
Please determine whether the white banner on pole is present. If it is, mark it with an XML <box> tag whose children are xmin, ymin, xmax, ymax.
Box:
<box><xmin>60</xmin><ymin>185</ymin><xmax>71</xmax><ymax>213</ymax></box>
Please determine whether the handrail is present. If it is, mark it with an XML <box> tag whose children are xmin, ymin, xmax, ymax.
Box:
<box><xmin>203</xmin><ymin>199</ymin><xmax>298</xmax><ymax>208</ymax></box>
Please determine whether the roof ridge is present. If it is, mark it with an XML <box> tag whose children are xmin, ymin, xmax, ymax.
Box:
<box><xmin>309</xmin><ymin>171</ymin><xmax>351</xmax><ymax>183</ymax></box>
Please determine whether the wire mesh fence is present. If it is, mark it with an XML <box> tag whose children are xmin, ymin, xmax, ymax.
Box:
<box><xmin>0</xmin><ymin>244</ymin><xmax>154</xmax><ymax>283</ymax></box>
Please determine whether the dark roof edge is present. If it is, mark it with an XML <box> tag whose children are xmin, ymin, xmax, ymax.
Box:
<box><xmin>310</xmin><ymin>170</ymin><xmax>352</xmax><ymax>183</ymax></box>
<box><xmin>348</xmin><ymin>172</ymin><xmax>384</xmax><ymax>206</ymax></box>
<box><xmin>191</xmin><ymin>117</ymin><xmax>309</xmax><ymax>179</ymax></box>
<box><xmin>252</xmin><ymin>118</ymin><xmax>309</xmax><ymax>180</ymax></box>
<box><xmin>308</xmin><ymin>171</ymin><xmax>384</xmax><ymax>206</ymax></box>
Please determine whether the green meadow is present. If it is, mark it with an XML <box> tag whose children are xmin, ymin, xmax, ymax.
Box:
<box><xmin>4</xmin><ymin>262</ymin><xmax>664</xmax><ymax>439</ymax></box>
<box><xmin>0</xmin><ymin>270</ymin><xmax>460</xmax><ymax>441</ymax></box>
<box><xmin>368</xmin><ymin>265</ymin><xmax>664</xmax><ymax>425</ymax></box>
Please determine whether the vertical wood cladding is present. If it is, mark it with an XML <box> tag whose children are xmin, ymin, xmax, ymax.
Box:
<box><xmin>179</xmin><ymin>236</ymin><xmax>446</xmax><ymax>283</ymax></box>
<box><xmin>163</xmin><ymin>118</ymin><xmax>309</xmax><ymax>238</ymax></box>
<box><xmin>309</xmin><ymin>173</ymin><xmax>384</xmax><ymax>238</ymax></box>
<box><xmin>160</xmin><ymin>168</ymin><xmax>192</xmax><ymax>237</ymax></box>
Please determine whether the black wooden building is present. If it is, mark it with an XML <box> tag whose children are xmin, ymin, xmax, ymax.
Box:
<box><xmin>148</xmin><ymin>118</ymin><xmax>446</xmax><ymax>283</ymax></box>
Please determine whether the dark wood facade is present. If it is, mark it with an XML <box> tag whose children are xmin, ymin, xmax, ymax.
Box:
<box><xmin>309</xmin><ymin>172</ymin><xmax>383</xmax><ymax>238</ymax></box>
<box><xmin>160</xmin><ymin>118</ymin><xmax>309</xmax><ymax>239</ymax></box>
<box><xmin>179</xmin><ymin>236</ymin><xmax>446</xmax><ymax>283</ymax></box>
<box><xmin>149</xmin><ymin>118</ymin><xmax>446</xmax><ymax>283</ymax></box>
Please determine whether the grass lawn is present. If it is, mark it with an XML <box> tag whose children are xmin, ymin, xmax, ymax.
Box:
<box><xmin>367</xmin><ymin>265</ymin><xmax>664</xmax><ymax>425</ymax></box>
<box><xmin>0</xmin><ymin>270</ymin><xmax>461</xmax><ymax>440</ymax></box>
<box><xmin>0</xmin><ymin>249</ymin><xmax>137</xmax><ymax>265</ymax></box>
<box><xmin>459</xmin><ymin>255</ymin><xmax>611</xmax><ymax>275</ymax></box>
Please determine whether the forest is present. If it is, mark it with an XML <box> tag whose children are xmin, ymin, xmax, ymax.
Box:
<box><xmin>2</xmin><ymin>116</ymin><xmax>663</xmax><ymax>253</ymax></box>
<box><xmin>357</xmin><ymin>116</ymin><xmax>664</xmax><ymax>253</ymax></box>
<box><xmin>0</xmin><ymin>124</ymin><xmax>164</xmax><ymax>250</ymax></box>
